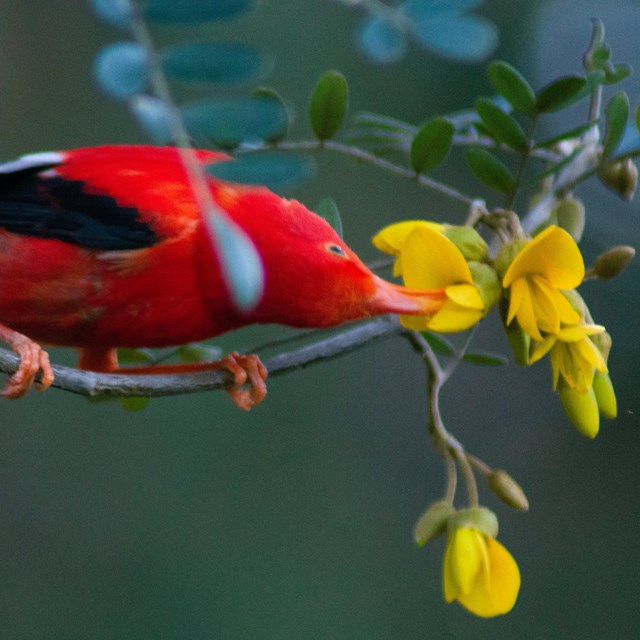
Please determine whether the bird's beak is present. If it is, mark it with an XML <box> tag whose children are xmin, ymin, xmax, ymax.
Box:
<box><xmin>369</xmin><ymin>275</ymin><xmax>446</xmax><ymax>316</ymax></box>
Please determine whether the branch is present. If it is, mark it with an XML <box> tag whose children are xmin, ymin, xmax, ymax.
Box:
<box><xmin>0</xmin><ymin>316</ymin><xmax>406</xmax><ymax>399</ymax></box>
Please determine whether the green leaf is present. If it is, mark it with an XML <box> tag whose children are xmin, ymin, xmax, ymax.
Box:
<box><xmin>315</xmin><ymin>198</ymin><xmax>343</xmax><ymax>238</ymax></box>
<box><xmin>117</xmin><ymin>348</ymin><xmax>156</xmax><ymax>364</ymax></box>
<box><xmin>410</xmin><ymin>118</ymin><xmax>454</xmax><ymax>174</ymax></box>
<box><xmin>177</xmin><ymin>344</ymin><xmax>223</xmax><ymax>363</ymax></box>
<box><xmin>535</xmin><ymin>75</ymin><xmax>587</xmax><ymax>113</ymax></box>
<box><xmin>604</xmin><ymin>63</ymin><xmax>632</xmax><ymax>86</ymax></box>
<box><xmin>251</xmin><ymin>87</ymin><xmax>291</xmax><ymax>144</ymax></box>
<box><xmin>94</xmin><ymin>42</ymin><xmax>148</xmax><ymax>100</ymax></box>
<box><xmin>181</xmin><ymin>95</ymin><xmax>289</xmax><ymax>149</ymax></box>
<box><xmin>475</xmin><ymin>98</ymin><xmax>528</xmax><ymax>150</ymax></box>
<box><xmin>118</xmin><ymin>397</ymin><xmax>151</xmax><ymax>412</ymax></box>
<box><xmin>310</xmin><ymin>70</ymin><xmax>349</xmax><ymax>141</ymax></box>
<box><xmin>206</xmin><ymin>213</ymin><xmax>264</xmax><ymax>311</ymax></box>
<box><xmin>463</xmin><ymin>352</ymin><xmax>508</xmax><ymax>366</ymax></box>
<box><xmin>161</xmin><ymin>42</ymin><xmax>273</xmax><ymax>88</ymax></box>
<box><xmin>420</xmin><ymin>332</ymin><xmax>454</xmax><ymax>356</ymax></box>
<box><xmin>465</xmin><ymin>148</ymin><xmax>516</xmax><ymax>193</ymax></box>
<box><xmin>207</xmin><ymin>153</ymin><xmax>316</xmax><ymax>192</ymax></box>
<box><xmin>534</xmin><ymin>120</ymin><xmax>599</xmax><ymax>149</ymax></box>
<box><xmin>487</xmin><ymin>61</ymin><xmax>536</xmax><ymax>116</ymax></box>
<box><xmin>145</xmin><ymin>0</ymin><xmax>256</xmax><ymax>23</ymax></box>
<box><xmin>603</xmin><ymin>92</ymin><xmax>630</xmax><ymax>158</ymax></box>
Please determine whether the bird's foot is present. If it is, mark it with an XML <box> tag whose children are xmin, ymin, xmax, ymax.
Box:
<box><xmin>0</xmin><ymin>324</ymin><xmax>54</xmax><ymax>399</ymax></box>
<box><xmin>220</xmin><ymin>352</ymin><xmax>268</xmax><ymax>411</ymax></box>
<box><xmin>93</xmin><ymin>349</ymin><xmax>269</xmax><ymax>411</ymax></box>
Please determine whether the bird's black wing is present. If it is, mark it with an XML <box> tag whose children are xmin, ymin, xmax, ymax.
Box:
<box><xmin>0</xmin><ymin>153</ymin><xmax>159</xmax><ymax>250</ymax></box>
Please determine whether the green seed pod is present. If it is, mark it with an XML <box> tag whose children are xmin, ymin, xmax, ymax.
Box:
<box><xmin>553</xmin><ymin>197</ymin><xmax>585</xmax><ymax>242</ymax></box>
<box><xmin>414</xmin><ymin>501</ymin><xmax>456</xmax><ymax>546</ymax></box>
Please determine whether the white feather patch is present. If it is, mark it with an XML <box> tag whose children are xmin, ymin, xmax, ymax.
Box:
<box><xmin>0</xmin><ymin>151</ymin><xmax>63</xmax><ymax>174</ymax></box>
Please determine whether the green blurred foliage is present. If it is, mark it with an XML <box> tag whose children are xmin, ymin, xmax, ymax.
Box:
<box><xmin>0</xmin><ymin>1</ymin><xmax>638</xmax><ymax>638</ymax></box>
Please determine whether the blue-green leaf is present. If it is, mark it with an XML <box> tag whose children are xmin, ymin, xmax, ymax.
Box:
<box><xmin>357</xmin><ymin>15</ymin><xmax>407</xmax><ymax>64</ymax></box>
<box><xmin>181</xmin><ymin>96</ymin><xmax>289</xmax><ymax>149</ymax></box>
<box><xmin>206</xmin><ymin>213</ymin><xmax>264</xmax><ymax>311</ymax></box>
<box><xmin>129</xmin><ymin>95</ymin><xmax>173</xmax><ymax>144</ymax></box>
<box><xmin>144</xmin><ymin>0</ymin><xmax>256</xmax><ymax>24</ymax></box>
<box><xmin>117</xmin><ymin>348</ymin><xmax>156</xmax><ymax>364</ymax></box>
<box><xmin>161</xmin><ymin>42</ymin><xmax>273</xmax><ymax>88</ymax></box>
<box><xmin>410</xmin><ymin>13</ymin><xmax>498</xmax><ymax>62</ymax></box>
<box><xmin>177</xmin><ymin>344</ymin><xmax>223</xmax><ymax>363</ymax></box>
<box><xmin>207</xmin><ymin>153</ymin><xmax>316</xmax><ymax>192</ymax></box>
<box><xmin>420</xmin><ymin>331</ymin><xmax>454</xmax><ymax>356</ymax></box>
<box><xmin>315</xmin><ymin>198</ymin><xmax>343</xmax><ymax>238</ymax></box>
<box><xmin>90</xmin><ymin>0</ymin><xmax>133</xmax><ymax>29</ymax></box>
<box><xmin>94</xmin><ymin>42</ymin><xmax>148</xmax><ymax>100</ymax></box>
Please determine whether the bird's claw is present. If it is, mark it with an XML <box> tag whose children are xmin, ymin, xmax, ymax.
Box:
<box><xmin>222</xmin><ymin>352</ymin><xmax>268</xmax><ymax>411</ymax></box>
<box><xmin>0</xmin><ymin>327</ymin><xmax>54</xmax><ymax>399</ymax></box>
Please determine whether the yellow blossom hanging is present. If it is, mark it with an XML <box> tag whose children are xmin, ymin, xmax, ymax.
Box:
<box><xmin>501</xmin><ymin>226</ymin><xmax>584</xmax><ymax>340</ymax></box>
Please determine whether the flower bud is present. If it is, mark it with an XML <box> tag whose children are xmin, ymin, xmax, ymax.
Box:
<box><xmin>442</xmin><ymin>226</ymin><xmax>488</xmax><ymax>262</ymax></box>
<box><xmin>414</xmin><ymin>501</ymin><xmax>456</xmax><ymax>546</ymax></box>
<box><xmin>468</xmin><ymin>262</ymin><xmax>501</xmax><ymax>309</ymax></box>
<box><xmin>558</xmin><ymin>382</ymin><xmax>600</xmax><ymax>438</ymax></box>
<box><xmin>487</xmin><ymin>470</ymin><xmax>529</xmax><ymax>511</ymax></box>
<box><xmin>448</xmin><ymin>507</ymin><xmax>498</xmax><ymax>538</ymax></box>
<box><xmin>590</xmin><ymin>245</ymin><xmax>636</xmax><ymax>280</ymax></box>
<box><xmin>494</xmin><ymin>239</ymin><xmax>528</xmax><ymax>281</ymax></box>
<box><xmin>592</xmin><ymin>371</ymin><xmax>617</xmax><ymax>419</ymax></box>
<box><xmin>598</xmin><ymin>158</ymin><xmax>638</xmax><ymax>201</ymax></box>
<box><xmin>552</xmin><ymin>197</ymin><xmax>585</xmax><ymax>242</ymax></box>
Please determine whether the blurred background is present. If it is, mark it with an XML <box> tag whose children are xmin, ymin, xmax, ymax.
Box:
<box><xmin>0</xmin><ymin>1</ymin><xmax>638</xmax><ymax>638</ymax></box>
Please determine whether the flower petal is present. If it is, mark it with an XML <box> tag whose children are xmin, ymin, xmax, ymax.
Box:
<box><xmin>444</xmin><ymin>528</ymin><xmax>485</xmax><ymax>597</ymax></box>
<box><xmin>529</xmin><ymin>276</ymin><xmax>560</xmax><ymax>334</ymax></box>
<box><xmin>446</xmin><ymin>284</ymin><xmax>485</xmax><ymax>310</ymax></box>
<box><xmin>503</xmin><ymin>226</ymin><xmax>585</xmax><ymax>289</ymax></box>
<box><xmin>401</xmin><ymin>226</ymin><xmax>472</xmax><ymax>290</ymax></box>
<box><xmin>372</xmin><ymin>220</ymin><xmax>443</xmax><ymax>255</ymax></box>
<box><xmin>426</xmin><ymin>301</ymin><xmax>484</xmax><ymax>333</ymax></box>
<box><xmin>457</xmin><ymin>537</ymin><xmax>521</xmax><ymax>617</ymax></box>
<box><xmin>510</xmin><ymin>278</ymin><xmax>543</xmax><ymax>341</ymax></box>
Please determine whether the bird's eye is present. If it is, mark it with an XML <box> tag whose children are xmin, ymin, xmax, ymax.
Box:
<box><xmin>325</xmin><ymin>242</ymin><xmax>347</xmax><ymax>258</ymax></box>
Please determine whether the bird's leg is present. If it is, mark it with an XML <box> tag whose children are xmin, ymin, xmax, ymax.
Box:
<box><xmin>78</xmin><ymin>348</ymin><xmax>268</xmax><ymax>411</ymax></box>
<box><xmin>0</xmin><ymin>323</ymin><xmax>54</xmax><ymax>398</ymax></box>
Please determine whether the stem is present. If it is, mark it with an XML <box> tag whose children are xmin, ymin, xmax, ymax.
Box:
<box><xmin>505</xmin><ymin>115</ymin><xmax>538</xmax><ymax>210</ymax></box>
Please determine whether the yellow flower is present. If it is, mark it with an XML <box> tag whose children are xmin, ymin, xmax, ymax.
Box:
<box><xmin>373</xmin><ymin>222</ymin><xmax>485</xmax><ymax>333</ymax></box>
<box><xmin>443</xmin><ymin>527</ymin><xmax>521</xmax><ymax>617</ymax></box>
<box><xmin>529</xmin><ymin>323</ymin><xmax>607</xmax><ymax>393</ymax></box>
<box><xmin>502</xmin><ymin>226</ymin><xmax>584</xmax><ymax>341</ymax></box>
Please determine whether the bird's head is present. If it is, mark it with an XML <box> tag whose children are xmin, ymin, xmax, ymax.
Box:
<box><xmin>218</xmin><ymin>185</ymin><xmax>445</xmax><ymax>328</ymax></box>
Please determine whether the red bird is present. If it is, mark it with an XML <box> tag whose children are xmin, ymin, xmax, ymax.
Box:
<box><xmin>0</xmin><ymin>146</ymin><xmax>445</xmax><ymax>409</ymax></box>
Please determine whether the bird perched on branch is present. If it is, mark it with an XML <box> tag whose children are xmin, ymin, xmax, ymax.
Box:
<box><xmin>0</xmin><ymin>145</ymin><xmax>445</xmax><ymax>409</ymax></box>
